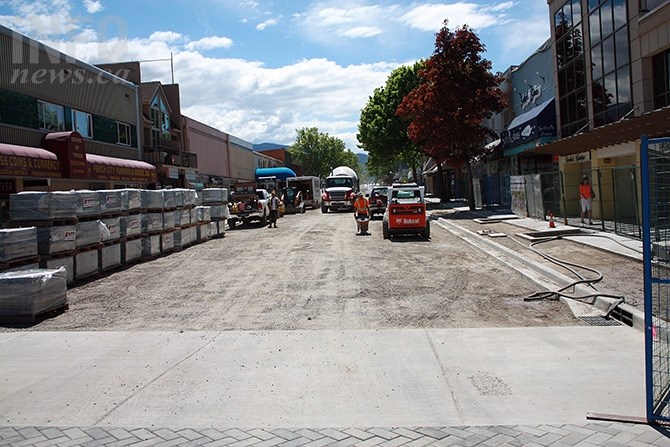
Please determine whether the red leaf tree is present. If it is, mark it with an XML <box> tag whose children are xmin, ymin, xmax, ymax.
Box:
<box><xmin>397</xmin><ymin>21</ymin><xmax>505</xmax><ymax>207</ymax></box>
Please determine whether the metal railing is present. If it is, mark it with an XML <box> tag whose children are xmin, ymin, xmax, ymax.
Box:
<box><xmin>496</xmin><ymin>168</ymin><xmax>643</xmax><ymax>239</ymax></box>
<box><xmin>641</xmin><ymin>135</ymin><xmax>670</xmax><ymax>424</ymax></box>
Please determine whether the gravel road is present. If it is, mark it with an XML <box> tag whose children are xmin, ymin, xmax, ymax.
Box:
<box><xmin>3</xmin><ymin>210</ymin><xmax>581</xmax><ymax>331</ymax></box>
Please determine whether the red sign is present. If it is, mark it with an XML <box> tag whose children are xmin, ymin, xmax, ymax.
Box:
<box><xmin>42</xmin><ymin>131</ymin><xmax>87</xmax><ymax>178</ymax></box>
<box><xmin>41</xmin><ymin>131</ymin><xmax>156</xmax><ymax>184</ymax></box>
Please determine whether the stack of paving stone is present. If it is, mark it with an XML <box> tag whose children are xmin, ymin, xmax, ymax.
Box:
<box><xmin>9</xmin><ymin>191</ymin><xmax>79</xmax><ymax>281</ymax></box>
<box><xmin>161</xmin><ymin>190</ymin><xmax>177</xmax><ymax>254</ymax></box>
<box><xmin>6</xmin><ymin>187</ymin><xmax>229</xmax><ymax>285</ymax></box>
<box><xmin>174</xmin><ymin>189</ymin><xmax>198</xmax><ymax>251</ymax></box>
<box><xmin>140</xmin><ymin>190</ymin><xmax>164</xmax><ymax>259</ymax></box>
<box><xmin>201</xmin><ymin>188</ymin><xmax>229</xmax><ymax>239</ymax></box>
<box><xmin>194</xmin><ymin>205</ymin><xmax>212</xmax><ymax>242</ymax></box>
<box><xmin>0</xmin><ymin>267</ymin><xmax>67</xmax><ymax>323</ymax></box>
<box><xmin>0</xmin><ymin>227</ymin><xmax>39</xmax><ymax>273</ymax></box>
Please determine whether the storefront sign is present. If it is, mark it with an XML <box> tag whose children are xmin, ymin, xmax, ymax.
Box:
<box><xmin>184</xmin><ymin>169</ymin><xmax>196</xmax><ymax>182</ymax></box>
<box><xmin>42</xmin><ymin>131</ymin><xmax>87</xmax><ymax>178</ymax></box>
<box><xmin>40</xmin><ymin>131</ymin><xmax>156</xmax><ymax>184</ymax></box>
<box><xmin>167</xmin><ymin>167</ymin><xmax>179</xmax><ymax>179</ymax></box>
<box><xmin>88</xmin><ymin>162</ymin><xmax>157</xmax><ymax>183</ymax></box>
<box><xmin>0</xmin><ymin>179</ymin><xmax>16</xmax><ymax>193</ymax></box>
<box><xmin>0</xmin><ymin>151</ymin><xmax>61</xmax><ymax>178</ymax></box>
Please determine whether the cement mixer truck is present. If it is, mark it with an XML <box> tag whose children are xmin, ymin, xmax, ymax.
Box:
<box><xmin>321</xmin><ymin>166</ymin><xmax>359</xmax><ymax>213</ymax></box>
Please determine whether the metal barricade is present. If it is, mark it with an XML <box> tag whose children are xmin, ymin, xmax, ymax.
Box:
<box><xmin>641</xmin><ymin>135</ymin><xmax>670</xmax><ymax>423</ymax></box>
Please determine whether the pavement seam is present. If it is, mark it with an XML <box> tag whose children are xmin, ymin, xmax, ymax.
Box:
<box><xmin>91</xmin><ymin>332</ymin><xmax>224</xmax><ymax>426</ymax></box>
<box><xmin>423</xmin><ymin>332</ymin><xmax>466</xmax><ymax>425</ymax></box>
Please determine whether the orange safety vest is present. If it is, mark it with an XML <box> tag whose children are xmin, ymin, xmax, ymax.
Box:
<box><xmin>354</xmin><ymin>196</ymin><xmax>369</xmax><ymax>214</ymax></box>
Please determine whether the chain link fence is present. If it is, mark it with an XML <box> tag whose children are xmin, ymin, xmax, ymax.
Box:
<box><xmin>642</xmin><ymin>136</ymin><xmax>670</xmax><ymax>424</ymax></box>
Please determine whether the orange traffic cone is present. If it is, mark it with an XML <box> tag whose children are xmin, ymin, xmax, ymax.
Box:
<box><xmin>548</xmin><ymin>211</ymin><xmax>556</xmax><ymax>228</ymax></box>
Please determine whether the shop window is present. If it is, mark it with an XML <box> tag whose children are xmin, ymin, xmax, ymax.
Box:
<box><xmin>72</xmin><ymin>109</ymin><xmax>92</xmax><ymax>138</ymax></box>
<box><xmin>589</xmin><ymin>8</ymin><xmax>601</xmax><ymax>44</ymax></box>
<box><xmin>0</xmin><ymin>89</ymin><xmax>39</xmax><ymax>129</ymax></box>
<box><xmin>117</xmin><ymin>122</ymin><xmax>131</xmax><ymax>145</ymax></box>
<box><xmin>38</xmin><ymin>100</ymin><xmax>64</xmax><ymax>131</ymax></box>
<box><xmin>653</xmin><ymin>49</ymin><xmax>670</xmax><ymax>108</ymax></box>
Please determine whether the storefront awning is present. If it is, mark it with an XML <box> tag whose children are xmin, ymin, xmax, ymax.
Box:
<box><xmin>528</xmin><ymin>106</ymin><xmax>670</xmax><ymax>156</ymax></box>
<box><xmin>87</xmin><ymin>153</ymin><xmax>157</xmax><ymax>183</ymax></box>
<box><xmin>0</xmin><ymin>143</ymin><xmax>61</xmax><ymax>178</ymax></box>
<box><xmin>255</xmin><ymin>167</ymin><xmax>296</xmax><ymax>180</ymax></box>
<box><xmin>502</xmin><ymin>98</ymin><xmax>557</xmax><ymax>156</ymax></box>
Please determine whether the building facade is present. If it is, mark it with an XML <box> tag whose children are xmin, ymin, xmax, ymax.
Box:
<box><xmin>534</xmin><ymin>0</ymin><xmax>670</xmax><ymax>229</ymax></box>
<box><xmin>0</xmin><ymin>25</ymin><xmax>156</xmax><ymax>225</ymax></box>
<box><xmin>182</xmin><ymin>116</ymin><xmax>231</xmax><ymax>188</ymax></box>
<box><xmin>97</xmin><ymin>62</ymin><xmax>197</xmax><ymax>188</ymax></box>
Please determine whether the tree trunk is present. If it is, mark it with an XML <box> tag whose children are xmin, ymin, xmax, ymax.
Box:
<box><xmin>436</xmin><ymin>163</ymin><xmax>447</xmax><ymax>201</ymax></box>
<box><xmin>411</xmin><ymin>165</ymin><xmax>419</xmax><ymax>185</ymax></box>
<box><xmin>467</xmin><ymin>159</ymin><xmax>476</xmax><ymax>211</ymax></box>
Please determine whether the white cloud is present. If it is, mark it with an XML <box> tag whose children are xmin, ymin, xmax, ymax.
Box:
<box><xmin>185</xmin><ymin>36</ymin><xmax>234</xmax><ymax>51</ymax></box>
<box><xmin>149</xmin><ymin>31</ymin><xmax>184</xmax><ymax>43</ymax></box>
<box><xmin>302</xmin><ymin>4</ymin><xmax>397</xmax><ymax>42</ymax></box>
<box><xmin>0</xmin><ymin>0</ymin><xmax>79</xmax><ymax>37</ymax></box>
<box><xmin>82</xmin><ymin>0</ymin><xmax>103</xmax><ymax>14</ymax></box>
<box><xmin>256</xmin><ymin>17</ymin><xmax>279</xmax><ymax>31</ymax></box>
<box><xmin>400</xmin><ymin>2</ymin><xmax>513</xmax><ymax>32</ymax></box>
<box><xmin>339</xmin><ymin>26</ymin><xmax>382</xmax><ymax>39</ymax></box>
<box><xmin>41</xmin><ymin>31</ymin><xmax>401</xmax><ymax>149</ymax></box>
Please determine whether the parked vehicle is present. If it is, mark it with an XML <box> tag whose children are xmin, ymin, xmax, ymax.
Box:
<box><xmin>369</xmin><ymin>186</ymin><xmax>389</xmax><ymax>218</ymax></box>
<box><xmin>322</xmin><ymin>166</ymin><xmax>359</xmax><ymax>213</ymax></box>
<box><xmin>382</xmin><ymin>183</ymin><xmax>430</xmax><ymax>239</ymax></box>
<box><xmin>286</xmin><ymin>176</ymin><xmax>321</xmax><ymax>209</ymax></box>
<box><xmin>228</xmin><ymin>183</ymin><xmax>270</xmax><ymax>228</ymax></box>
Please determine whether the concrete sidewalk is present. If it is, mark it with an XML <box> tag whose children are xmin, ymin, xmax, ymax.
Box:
<box><xmin>0</xmin><ymin>328</ymin><xmax>645</xmax><ymax>428</ymax></box>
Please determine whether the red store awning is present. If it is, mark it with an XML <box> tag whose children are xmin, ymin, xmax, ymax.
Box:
<box><xmin>0</xmin><ymin>143</ymin><xmax>62</xmax><ymax>178</ymax></box>
<box><xmin>87</xmin><ymin>153</ymin><xmax>157</xmax><ymax>183</ymax></box>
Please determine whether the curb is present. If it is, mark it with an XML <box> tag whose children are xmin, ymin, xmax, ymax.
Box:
<box><xmin>436</xmin><ymin>218</ymin><xmax>645</xmax><ymax>331</ymax></box>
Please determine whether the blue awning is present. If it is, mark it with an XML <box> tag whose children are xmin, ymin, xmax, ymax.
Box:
<box><xmin>255</xmin><ymin>167</ymin><xmax>297</xmax><ymax>180</ymax></box>
<box><xmin>502</xmin><ymin>98</ymin><xmax>557</xmax><ymax>155</ymax></box>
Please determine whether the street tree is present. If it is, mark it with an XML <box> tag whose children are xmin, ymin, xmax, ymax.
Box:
<box><xmin>397</xmin><ymin>22</ymin><xmax>505</xmax><ymax>208</ymax></box>
<box><xmin>289</xmin><ymin>127</ymin><xmax>360</xmax><ymax>178</ymax></box>
<box><xmin>357</xmin><ymin>62</ymin><xmax>424</xmax><ymax>183</ymax></box>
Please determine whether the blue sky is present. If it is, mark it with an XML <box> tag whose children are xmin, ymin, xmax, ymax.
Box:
<box><xmin>0</xmin><ymin>0</ymin><xmax>551</xmax><ymax>152</ymax></box>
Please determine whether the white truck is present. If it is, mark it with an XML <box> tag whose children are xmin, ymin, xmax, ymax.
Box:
<box><xmin>321</xmin><ymin>166</ymin><xmax>359</xmax><ymax>213</ymax></box>
<box><xmin>228</xmin><ymin>183</ymin><xmax>271</xmax><ymax>228</ymax></box>
<box><xmin>286</xmin><ymin>176</ymin><xmax>321</xmax><ymax>210</ymax></box>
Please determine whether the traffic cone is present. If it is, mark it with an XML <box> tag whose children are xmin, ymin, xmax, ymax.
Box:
<box><xmin>548</xmin><ymin>211</ymin><xmax>556</xmax><ymax>228</ymax></box>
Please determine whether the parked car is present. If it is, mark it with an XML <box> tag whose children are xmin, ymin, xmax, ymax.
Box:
<box><xmin>382</xmin><ymin>183</ymin><xmax>430</xmax><ymax>239</ymax></box>
<box><xmin>369</xmin><ymin>186</ymin><xmax>388</xmax><ymax>218</ymax></box>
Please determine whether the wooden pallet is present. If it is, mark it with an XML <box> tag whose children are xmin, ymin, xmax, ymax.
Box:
<box><xmin>0</xmin><ymin>303</ymin><xmax>69</xmax><ymax>325</ymax></box>
<box><xmin>0</xmin><ymin>255</ymin><xmax>41</xmax><ymax>272</ymax></box>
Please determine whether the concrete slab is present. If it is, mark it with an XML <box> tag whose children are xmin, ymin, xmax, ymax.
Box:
<box><xmin>0</xmin><ymin>328</ymin><xmax>644</xmax><ymax>429</ymax></box>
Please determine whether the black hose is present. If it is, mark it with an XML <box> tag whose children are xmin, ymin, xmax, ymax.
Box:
<box><xmin>508</xmin><ymin>235</ymin><xmax>626</xmax><ymax>309</ymax></box>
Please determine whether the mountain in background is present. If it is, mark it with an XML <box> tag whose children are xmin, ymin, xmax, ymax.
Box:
<box><xmin>356</xmin><ymin>152</ymin><xmax>368</xmax><ymax>166</ymax></box>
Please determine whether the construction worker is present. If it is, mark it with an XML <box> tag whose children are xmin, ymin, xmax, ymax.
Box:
<box><xmin>268</xmin><ymin>190</ymin><xmax>280</xmax><ymax>228</ymax></box>
<box><xmin>353</xmin><ymin>192</ymin><xmax>370</xmax><ymax>234</ymax></box>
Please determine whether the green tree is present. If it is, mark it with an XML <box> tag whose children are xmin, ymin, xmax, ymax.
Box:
<box><xmin>357</xmin><ymin>62</ymin><xmax>424</xmax><ymax>182</ymax></box>
<box><xmin>397</xmin><ymin>22</ymin><xmax>505</xmax><ymax>208</ymax></box>
<box><xmin>289</xmin><ymin>127</ymin><xmax>359</xmax><ymax>178</ymax></box>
